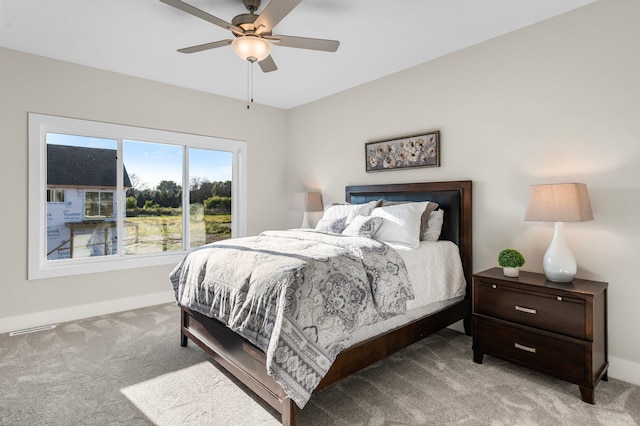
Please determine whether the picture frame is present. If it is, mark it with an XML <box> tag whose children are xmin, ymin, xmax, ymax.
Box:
<box><xmin>365</xmin><ymin>131</ymin><xmax>440</xmax><ymax>172</ymax></box>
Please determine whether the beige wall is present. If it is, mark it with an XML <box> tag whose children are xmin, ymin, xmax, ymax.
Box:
<box><xmin>0</xmin><ymin>47</ymin><xmax>289</xmax><ymax>329</ymax></box>
<box><xmin>287</xmin><ymin>0</ymin><xmax>640</xmax><ymax>383</ymax></box>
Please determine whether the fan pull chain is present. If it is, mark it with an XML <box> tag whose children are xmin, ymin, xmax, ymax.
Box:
<box><xmin>246</xmin><ymin>60</ymin><xmax>250</xmax><ymax>109</ymax></box>
<box><xmin>250</xmin><ymin>60</ymin><xmax>254</xmax><ymax>105</ymax></box>
<box><xmin>246</xmin><ymin>60</ymin><xmax>256</xmax><ymax>110</ymax></box>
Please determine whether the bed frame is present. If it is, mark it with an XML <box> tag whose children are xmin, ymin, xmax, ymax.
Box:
<box><xmin>179</xmin><ymin>180</ymin><xmax>472</xmax><ymax>425</ymax></box>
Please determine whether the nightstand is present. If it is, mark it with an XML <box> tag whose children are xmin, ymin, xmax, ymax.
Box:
<box><xmin>472</xmin><ymin>267</ymin><xmax>608</xmax><ymax>404</ymax></box>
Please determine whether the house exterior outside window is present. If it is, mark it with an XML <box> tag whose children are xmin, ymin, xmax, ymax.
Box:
<box><xmin>45</xmin><ymin>144</ymin><xmax>132</xmax><ymax>260</ymax></box>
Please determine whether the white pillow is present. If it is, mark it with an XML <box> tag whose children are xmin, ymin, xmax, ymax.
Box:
<box><xmin>422</xmin><ymin>209</ymin><xmax>444</xmax><ymax>242</ymax></box>
<box><xmin>342</xmin><ymin>215</ymin><xmax>383</xmax><ymax>238</ymax></box>
<box><xmin>320</xmin><ymin>201</ymin><xmax>378</xmax><ymax>225</ymax></box>
<box><xmin>378</xmin><ymin>200</ymin><xmax>439</xmax><ymax>241</ymax></box>
<box><xmin>371</xmin><ymin>201</ymin><xmax>430</xmax><ymax>248</ymax></box>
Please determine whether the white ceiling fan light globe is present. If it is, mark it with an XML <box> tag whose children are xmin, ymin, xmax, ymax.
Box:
<box><xmin>232</xmin><ymin>36</ymin><xmax>272</xmax><ymax>62</ymax></box>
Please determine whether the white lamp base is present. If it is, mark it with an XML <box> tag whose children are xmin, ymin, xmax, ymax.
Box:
<box><xmin>300</xmin><ymin>212</ymin><xmax>311</xmax><ymax>229</ymax></box>
<box><xmin>543</xmin><ymin>222</ymin><xmax>577</xmax><ymax>282</ymax></box>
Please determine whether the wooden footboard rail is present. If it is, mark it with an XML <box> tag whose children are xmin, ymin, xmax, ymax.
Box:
<box><xmin>180</xmin><ymin>307</ymin><xmax>296</xmax><ymax>425</ymax></box>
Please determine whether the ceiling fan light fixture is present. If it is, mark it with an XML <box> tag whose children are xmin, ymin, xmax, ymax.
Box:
<box><xmin>232</xmin><ymin>36</ymin><xmax>271</xmax><ymax>62</ymax></box>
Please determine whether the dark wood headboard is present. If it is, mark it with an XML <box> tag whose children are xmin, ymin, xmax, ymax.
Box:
<box><xmin>345</xmin><ymin>181</ymin><xmax>472</xmax><ymax>294</ymax></box>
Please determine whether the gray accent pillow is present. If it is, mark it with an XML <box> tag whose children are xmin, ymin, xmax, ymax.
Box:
<box><xmin>315</xmin><ymin>216</ymin><xmax>347</xmax><ymax>234</ymax></box>
<box><xmin>341</xmin><ymin>215</ymin><xmax>383</xmax><ymax>238</ymax></box>
<box><xmin>422</xmin><ymin>209</ymin><xmax>444</xmax><ymax>242</ymax></box>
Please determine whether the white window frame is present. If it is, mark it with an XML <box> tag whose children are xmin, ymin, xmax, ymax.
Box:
<box><xmin>28</xmin><ymin>113</ymin><xmax>247</xmax><ymax>280</ymax></box>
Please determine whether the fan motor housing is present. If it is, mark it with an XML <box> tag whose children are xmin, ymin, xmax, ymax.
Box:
<box><xmin>232</xmin><ymin>12</ymin><xmax>271</xmax><ymax>36</ymax></box>
<box><xmin>232</xmin><ymin>13</ymin><xmax>257</xmax><ymax>27</ymax></box>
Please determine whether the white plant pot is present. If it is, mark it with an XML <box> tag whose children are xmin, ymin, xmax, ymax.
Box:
<box><xmin>503</xmin><ymin>267</ymin><xmax>520</xmax><ymax>278</ymax></box>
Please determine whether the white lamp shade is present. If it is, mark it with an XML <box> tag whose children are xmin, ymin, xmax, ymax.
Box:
<box><xmin>231</xmin><ymin>36</ymin><xmax>271</xmax><ymax>62</ymax></box>
<box><xmin>525</xmin><ymin>183</ymin><xmax>593</xmax><ymax>222</ymax></box>
<box><xmin>525</xmin><ymin>183</ymin><xmax>593</xmax><ymax>283</ymax></box>
<box><xmin>289</xmin><ymin>192</ymin><xmax>323</xmax><ymax>212</ymax></box>
<box><xmin>290</xmin><ymin>192</ymin><xmax>323</xmax><ymax>229</ymax></box>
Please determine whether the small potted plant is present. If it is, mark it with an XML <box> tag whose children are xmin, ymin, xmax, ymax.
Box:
<box><xmin>498</xmin><ymin>249</ymin><xmax>525</xmax><ymax>278</ymax></box>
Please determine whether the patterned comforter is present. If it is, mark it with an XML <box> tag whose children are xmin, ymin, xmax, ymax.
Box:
<box><xmin>170</xmin><ymin>230</ymin><xmax>414</xmax><ymax>408</ymax></box>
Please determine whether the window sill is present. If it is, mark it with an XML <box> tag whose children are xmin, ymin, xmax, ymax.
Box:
<box><xmin>28</xmin><ymin>251</ymin><xmax>187</xmax><ymax>280</ymax></box>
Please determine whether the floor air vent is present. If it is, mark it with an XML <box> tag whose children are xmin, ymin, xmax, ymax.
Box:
<box><xmin>9</xmin><ymin>324</ymin><xmax>57</xmax><ymax>336</ymax></box>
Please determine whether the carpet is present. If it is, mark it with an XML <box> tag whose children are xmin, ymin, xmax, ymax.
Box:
<box><xmin>1</xmin><ymin>303</ymin><xmax>638</xmax><ymax>425</ymax></box>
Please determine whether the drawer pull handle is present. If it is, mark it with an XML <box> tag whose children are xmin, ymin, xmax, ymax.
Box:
<box><xmin>515</xmin><ymin>305</ymin><xmax>537</xmax><ymax>315</ymax></box>
<box><xmin>515</xmin><ymin>343</ymin><xmax>537</xmax><ymax>353</ymax></box>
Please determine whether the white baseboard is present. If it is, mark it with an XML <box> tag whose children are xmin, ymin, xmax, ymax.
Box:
<box><xmin>0</xmin><ymin>291</ymin><xmax>175</xmax><ymax>335</ymax></box>
<box><xmin>609</xmin><ymin>356</ymin><xmax>640</xmax><ymax>387</ymax></box>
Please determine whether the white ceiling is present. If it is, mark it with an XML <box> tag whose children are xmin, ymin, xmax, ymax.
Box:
<box><xmin>1</xmin><ymin>0</ymin><xmax>596</xmax><ymax>110</ymax></box>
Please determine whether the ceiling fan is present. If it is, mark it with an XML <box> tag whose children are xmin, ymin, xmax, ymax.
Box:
<box><xmin>160</xmin><ymin>0</ymin><xmax>340</xmax><ymax>73</ymax></box>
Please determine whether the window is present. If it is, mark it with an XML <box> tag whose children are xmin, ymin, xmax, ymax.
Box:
<box><xmin>47</xmin><ymin>189</ymin><xmax>65</xmax><ymax>203</ymax></box>
<box><xmin>29</xmin><ymin>113</ymin><xmax>247</xmax><ymax>279</ymax></box>
<box><xmin>85</xmin><ymin>191</ymin><xmax>114</xmax><ymax>218</ymax></box>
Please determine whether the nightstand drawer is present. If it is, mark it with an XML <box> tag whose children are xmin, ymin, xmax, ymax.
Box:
<box><xmin>475</xmin><ymin>280</ymin><xmax>586</xmax><ymax>339</ymax></box>
<box><xmin>474</xmin><ymin>318</ymin><xmax>586</xmax><ymax>383</ymax></box>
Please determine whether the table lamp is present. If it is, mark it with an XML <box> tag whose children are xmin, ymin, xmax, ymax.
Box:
<box><xmin>525</xmin><ymin>183</ymin><xmax>593</xmax><ymax>282</ymax></box>
<box><xmin>290</xmin><ymin>192</ymin><xmax>323</xmax><ymax>228</ymax></box>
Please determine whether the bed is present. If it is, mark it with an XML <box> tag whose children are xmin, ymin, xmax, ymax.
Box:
<box><xmin>173</xmin><ymin>180</ymin><xmax>472</xmax><ymax>425</ymax></box>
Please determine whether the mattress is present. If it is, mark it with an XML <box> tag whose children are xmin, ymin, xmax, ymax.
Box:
<box><xmin>347</xmin><ymin>240</ymin><xmax>466</xmax><ymax>346</ymax></box>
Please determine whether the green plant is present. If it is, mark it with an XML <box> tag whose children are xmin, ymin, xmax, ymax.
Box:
<box><xmin>143</xmin><ymin>200</ymin><xmax>159</xmax><ymax>209</ymax></box>
<box><xmin>204</xmin><ymin>195</ymin><xmax>232</xmax><ymax>213</ymax></box>
<box><xmin>498</xmin><ymin>249</ymin><xmax>525</xmax><ymax>268</ymax></box>
<box><xmin>125</xmin><ymin>196</ymin><xmax>137</xmax><ymax>209</ymax></box>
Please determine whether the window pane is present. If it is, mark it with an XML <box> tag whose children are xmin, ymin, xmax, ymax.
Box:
<box><xmin>100</xmin><ymin>192</ymin><xmax>114</xmax><ymax>217</ymax></box>
<box><xmin>123</xmin><ymin>140</ymin><xmax>183</xmax><ymax>255</ymax></box>
<box><xmin>46</xmin><ymin>134</ymin><xmax>118</xmax><ymax>260</ymax></box>
<box><xmin>47</xmin><ymin>189</ymin><xmax>65</xmax><ymax>203</ymax></box>
<box><xmin>189</xmin><ymin>148</ymin><xmax>233</xmax><ymax>248</ymax></box>
<box><xmin>85</xmin><ymin>192</ymin><xmax>99</xmax><ymax>217</ymax></box>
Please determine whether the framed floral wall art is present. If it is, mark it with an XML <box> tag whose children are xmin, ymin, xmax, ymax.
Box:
<box><xmin>365</xmin><ymin>131</ymin><xmax>440</xmax><ymax>172</ymax></box>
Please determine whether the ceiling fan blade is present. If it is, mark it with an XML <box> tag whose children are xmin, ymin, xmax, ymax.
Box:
<box><xmin>258</xmin><ymin>55</ymin><xmax>278</xmax><ymax>73</ymax></box>
<box><xmin>269</xmin><ymin>35</ymin><xmax>340</xmax><ymax>52</ymax></box>
<box><xmin>253</xmin><ymin>0</ymin><xmax>302</xmax><ymax>32</ymax></box>
<box><xmin>177</xmin><ymin>39</ymin><xmax>232</xmax><ymax>54</ymax></box>
<box><xmin>160</xmin><ymin>0</ymin><xmax>240</xmax><ymax>32</ymax></box>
